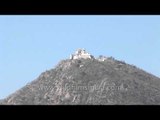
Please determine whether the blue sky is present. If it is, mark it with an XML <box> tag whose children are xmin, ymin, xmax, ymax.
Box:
<box><xmin>0</xmin><ymin>15</ymin><xmax>160</xmax><ymax>99</ymax></box>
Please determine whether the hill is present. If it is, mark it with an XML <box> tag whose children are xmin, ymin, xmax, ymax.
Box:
<box><xmin>1</xmin><ymin>49</ymin><xmax>160</xmax><ymax>105</ymax></box>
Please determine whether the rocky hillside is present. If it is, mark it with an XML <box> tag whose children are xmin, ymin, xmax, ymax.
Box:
<box><xmin>1</xmin><ymin>49</ymin><xmax>160</xmax><ymax>105</ymax></box>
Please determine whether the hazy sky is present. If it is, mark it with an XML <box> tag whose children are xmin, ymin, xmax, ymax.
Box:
<box><xmin>0</xmin><ymin>15</ymin><xmax>160</xmax><ymax>99</ymax></box>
